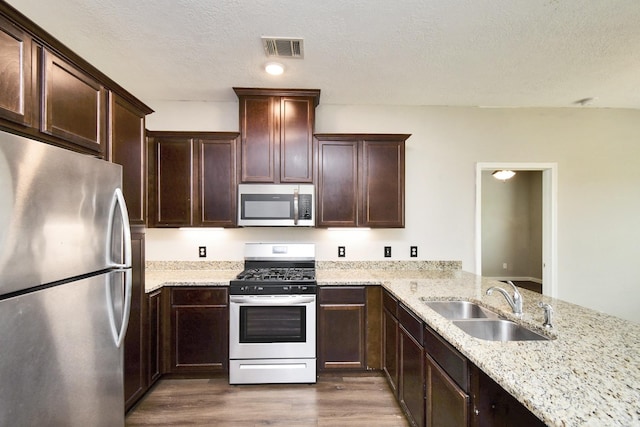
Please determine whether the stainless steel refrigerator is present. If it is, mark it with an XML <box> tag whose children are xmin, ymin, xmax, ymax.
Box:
<box><xmin>0</xmin><ymin>130</ymin><xmax>132</xmax><ymax>426</ymax></box>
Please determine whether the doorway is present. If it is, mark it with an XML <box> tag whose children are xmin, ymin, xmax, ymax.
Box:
<box><xmin>475</xmin><ymin>163</ymin><xmax>558</xmax><ymax>298</ymax></box>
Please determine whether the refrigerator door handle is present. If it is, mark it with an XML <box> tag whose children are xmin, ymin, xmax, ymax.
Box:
<box><xmin>106</xmin><ymin>269</ymin><xmax>132</xmax><ymax>348</ymax></box>
<box><xmin>107</xmin><ymin>188</ymin><xmax>132</xmax><ymax>269</ymax></box>
<box><xmin>106</xmin><ymin>187</ymin><xmax>133</xmax><ymax>347</ymax></box>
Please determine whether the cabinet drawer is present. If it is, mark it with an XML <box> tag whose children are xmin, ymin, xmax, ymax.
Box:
<box><xmin>424</xmin><ymin>324</ymin><xmax>468</xmax><ymax>392</ymax></box>
<box><xmin>171</xmin><ymin>287</ymin><xmax>228</xmax><ymax>306</ymax></box>
<box><xmin>398</xmin><ymin>303</ymin><xmax>423</xmax><ymax>343</ymax></box>
<box><xmin>319</xmin><ymin>286</ymin><xmax>365</xmax><ymax>304</ymax></box>
<box><xmin>383</xmin><ymin>289</ymin><xmax>398</xmax><ymax>317</ymax></box>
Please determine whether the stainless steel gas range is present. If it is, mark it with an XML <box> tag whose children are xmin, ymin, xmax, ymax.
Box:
<box><xmin>229</xmin><ymin>243</ymin><xmax>317</xmax><ymax>385</ymax></box>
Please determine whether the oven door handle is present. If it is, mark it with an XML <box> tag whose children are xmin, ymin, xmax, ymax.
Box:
<box><xmin>230</xmin><ymin>295</ymin><xmax>316</xmax><ymax>305</ymax></box>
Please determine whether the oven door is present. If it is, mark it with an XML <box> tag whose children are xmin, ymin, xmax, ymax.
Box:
<box><xmin>229</xmin><ymin>294</ymin><xmax>316</xmax><ymax>360</ymax></box>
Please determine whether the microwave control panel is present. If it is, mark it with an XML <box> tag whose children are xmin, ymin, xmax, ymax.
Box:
<box><xmin>299</xmin><ymin>194</ymin><xmax>313</xmax><ymax>219</ymax></box>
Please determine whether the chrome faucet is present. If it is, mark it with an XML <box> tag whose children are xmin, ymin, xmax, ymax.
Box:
<box><xmin>486</xmin><ymin>280</ymin><xmax>523</xmax><ymax>316</ymax></box>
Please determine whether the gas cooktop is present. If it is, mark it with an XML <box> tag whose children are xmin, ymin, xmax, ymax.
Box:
<box><xmin>235</xmin><ymin>267</ymin><xmax>316</xmax><ymax>282</ymax></box>
<box><xmin>230</xmin><ymin>243</ymin><xmax>317</xmax><ymax>295</ymax></box>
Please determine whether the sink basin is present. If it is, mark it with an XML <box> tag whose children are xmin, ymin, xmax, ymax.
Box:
<box><xmin>452</xmin><ymin>319</ymin><xmax>550</xmax><ymax>341</ymax></box>
<box><xmin>423</xmin><ymin>300</ymin><xmax>500</xmax><ymax>319</ymax></box>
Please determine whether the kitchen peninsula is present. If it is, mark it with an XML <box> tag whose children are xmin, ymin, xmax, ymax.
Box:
<box><xmin>145</xmin><ymin>262</ymin><xmax>640</xmax><ymax>427</ymax></box>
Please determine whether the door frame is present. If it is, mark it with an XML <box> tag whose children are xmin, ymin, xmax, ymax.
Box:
<box><xmin>475</xmin><ymin>162</ymin><xmax>558</xmax><ymax>298</ymax></box>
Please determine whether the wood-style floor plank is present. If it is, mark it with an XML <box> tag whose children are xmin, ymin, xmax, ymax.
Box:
<box><xmin>126</xmin><ymin>374</ymin><xmax>409</xmax><ymax>426</ymax></box>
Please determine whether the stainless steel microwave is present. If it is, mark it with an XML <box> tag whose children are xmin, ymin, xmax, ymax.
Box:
<box><xmin>237</xmin><ymin>184</ymin><xmax>315</xmax><ymax>227</ymax></box>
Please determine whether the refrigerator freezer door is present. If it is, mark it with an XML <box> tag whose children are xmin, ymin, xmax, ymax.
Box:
<box><xmin>0</xmin><ymin>271</ymin><xmax>127</xmax><ymax>427</ymax></box>
<box><xmin>0</xmin><ymin>130</ymin><xmax>125</xmax><ymax>295</ymax></box>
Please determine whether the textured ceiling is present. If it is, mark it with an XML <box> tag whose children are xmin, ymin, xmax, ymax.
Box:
<box><xmin>6</xmin><ymin>0</ymin><xmax>640</xmax><ymax>109</ymax></box>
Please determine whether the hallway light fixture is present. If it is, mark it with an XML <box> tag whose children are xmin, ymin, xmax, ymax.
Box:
<box><xmin>492</xmin><ymin>170</ymin><xmax>516</xmax><ymax>181</ymax></box>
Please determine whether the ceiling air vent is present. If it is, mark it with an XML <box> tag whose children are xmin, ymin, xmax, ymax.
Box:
<box><xmin>261</xmin><ymin>37</ymin><xmax>304</xmax><ymax>59</ymax></box>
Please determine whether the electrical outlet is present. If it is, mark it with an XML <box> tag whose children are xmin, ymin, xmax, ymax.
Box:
<box><xmin>410</xmin><ymin>246</ymin><xmax>418</xmax><ymax>257</ymax></box>
<box><xmin>384</xmin><ymin>246</ymin><xmax>392</xmax><ymax>258</ymax></box>
<box><xmin>338</xmin><ymin>246</ymin><xmax>346</xmax><ymax>258</ymax></box>
<box><xmin>199</xmin><ymin>246</ymin><xmax>207</xmax><ymax>258</ymax></box>
<box><xmin>503</xmin><ymin>263</ymin><xmax>508</xmax><ymax>269</ymax></box>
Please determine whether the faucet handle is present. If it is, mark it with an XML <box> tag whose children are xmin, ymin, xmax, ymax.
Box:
<box><xmin>538</xmin><ymin>302</ymin><xmax>553</xmax><ymax>328</ymax></box>
<box><xmin>506</xmin><ymin>280</ymin><xmax>521</xmax><ymax>298</ymax></box>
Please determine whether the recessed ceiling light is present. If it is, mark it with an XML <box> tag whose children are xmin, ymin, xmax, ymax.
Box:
<box><xmin>265</xmin><ymin>62</ymin><xmax>284</xmax><ymax>75</ymax></box>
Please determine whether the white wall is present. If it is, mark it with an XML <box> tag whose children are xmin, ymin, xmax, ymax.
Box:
<box><xmin>146</xmin><ymin>103</ymin><xmax>640</xmax><ymax>323</ymax></box>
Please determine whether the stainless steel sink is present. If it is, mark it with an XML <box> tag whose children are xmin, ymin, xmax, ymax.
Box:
<box><xmin>452</xmin><ymin>319</ymin><xmax>550</xmax><ymax>341</ymax></box>
<box><xmin>422</xmin><ymin>300</ymin><xmax>500</xmax><ymax>319</ymax></box>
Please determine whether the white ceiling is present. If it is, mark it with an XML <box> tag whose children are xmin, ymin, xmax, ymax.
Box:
<box><xmin>7</xmin><ymin>0</ymin><xmax>640</xmax><ymax>109</ymax></box>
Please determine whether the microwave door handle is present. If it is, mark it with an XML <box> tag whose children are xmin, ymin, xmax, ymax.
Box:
<box><xmin>293</xmin><ymin>188</ymin><xmax>299</xmax><ymax>225</ymax></box>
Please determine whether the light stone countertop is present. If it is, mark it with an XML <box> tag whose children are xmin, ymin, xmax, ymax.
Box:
<box><xmin>145</xmin><ymin>265</ymin><xmax>640</xmax><ymax>426</ymax></box>
<box><xmin>145</xmin><ymin>269</ymin><xmax>238</xmax><ymax>292</ymax></box>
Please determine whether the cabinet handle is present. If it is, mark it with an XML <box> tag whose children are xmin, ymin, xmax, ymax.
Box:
<box><xmin>293</xmin><ymin>188</ymin><xmax>299</xmax><ymax>225</ymax></box>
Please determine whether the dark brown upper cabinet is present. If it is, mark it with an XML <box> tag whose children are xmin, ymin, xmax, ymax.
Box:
<box><xmin>41</xmin><ymin>49</ymin><xmax>106</xmax><ymax>155</ymax></box>
<box><xmin>234</xmin><ymin>88</ymin><xmax>320</xmax><ymax>184</ymax></box>
<box><xmin>0</xmin><ymin>14</ymin><xmax>33</xmax><ymax>127</ymax></box>
<box><xmin>315</xmin><ymin>134</ymin><xmax>409</xmax><ymax>228</ymax></box>
<box><xmin>108</xmin><ymin>92</ymin><xmax>149</xmax><ymax>225</ymax></box>
<box><xmin>148</xmin><ymin>134</ymin><xmax>193</xmax><ymax>227</ymax></box>
<box><xmin>1</xmin><ymin>2</ymin><xmax>152</xmax><ymax>156</ymax></box>
<box><xmin>147</xmin><ymin>131</ymin><xmax>239</xmax><ymax>228</ymax></box>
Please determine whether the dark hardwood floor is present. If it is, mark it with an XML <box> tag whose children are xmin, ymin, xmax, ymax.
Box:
<box><xmin>126</xmin><ymin>373</ymin><xmax>409</xmax><ymax>426</ymax></box>
<box><xmin>502</xmin><ymin>280</ymin><xmax>542</xmax><ymax>294</ymax></box>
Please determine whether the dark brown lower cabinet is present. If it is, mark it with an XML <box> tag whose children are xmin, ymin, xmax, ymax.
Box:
<box><xmin>167</xmin><ymin>287</ymin><xmax>228</xmax><ymax>375</ymax></box>
<box><xmin>424</xmin><ymin>324</ymin><xmax>470</xmax><ymax>427</ymax></box>
<box><xmin>426</xmin><ymin>355</ymin><xmax>469</xmax><ymax>427</ymax></box>
<box><xmin>147</xmin><ymin>289</ymin><xmax>162</xmax><ymax>386</ymax></box>
<box><xmin>317</xmin><ymin>286</ymin><xmax>366</xmax><ymax>370</ymax></box>
<box><xmin>382</xmin><ymin>293</ymin><xmax>543</xmax><ymax>427</ymax></box>
<box><xmin>471</xmin><ymin>366</ymin><xmax>545</xmax><ymax>427</ymax></box>
<box><xmin>398</xmin><ymin>304</ymin><xmax>425</xmax><ymax>427</ymax></box>
<box><xmin>383</xmin><ymin>290</ymin><xmax>399</xmax><ymax>394</ymax></box>
<box><xmin>124</xmin><ymin>229</ymin><xmax>146</xmax><ymax>412</ymax></box>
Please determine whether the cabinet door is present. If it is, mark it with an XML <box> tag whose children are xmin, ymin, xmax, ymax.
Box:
<box><xmin>239</xmin><ymin>96</ymin><xmax>276</xmax><ymax>182</ymax></box>
<box><xmin>279</xmin><ymin>96</ymin><xmax>314</xmax><ymax>183</ymax></box>
<box><xmin>399</xmin><ymin>325</ymin><xmax>425</xmax><ymax>427</ymax></box>
<box><xmin>318</xmin><ymin>287</ymin><xmax>366</xmax><ymax>370</ymax></box>
<box><xmin>148</xmin><ymin>136</ymin><xmax>194</xmax><ymax>226</ymax></box>
<box><xmin>383</xmin><ymin>307</ymin><xmax>399</xmax><ymax>394</ymax></box>
<box><xmin>316</xmin><ymin>138</ymin><xmax>359</xmax><ymax>227</ymax></box>
<box><xmin>109</xmin><ymin>92</ymin><xmax>146</xmax><ymax>225</ymax></box>
<box><xmin>147</xmin><ymin>289</ymin><xmax>162</xmax><ymax>386</ymax></box>
<box><xmin>426</xmin><ymin>354</ymin><xmax>469</xmax><ymax>427</ymax></box>
<box><xmin>361</xmin><ymin>139</ymin><xmax>405</xmax><ymax>227</ymax></box>
<box><xmin>124</xmin><ymin>230</ymin><xmax>146</xmax><ymax>411</ymax></box>
<box><xmin>197</xmin><ymin>136</ymin><xmax>237</xmax><ymax>227</ymax></box>
<box><xmin>0</xmin><ymin>15</ymin><xmax>32</xmax><ymax>126</ymax></box>
<box><xmin>42</xmin><ymin>49</ymin><xmax>106</xmax><ymax>154</ymax></box>
<box><xmin>471</xmin><ymin>366</ymin><xmax>545</xmax><ymax>427</ymax></box>
<box><xmin>169</xmin><ymin>288</ymin><xmax>228</xmax><ymax>374</ymax></box>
